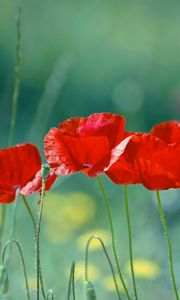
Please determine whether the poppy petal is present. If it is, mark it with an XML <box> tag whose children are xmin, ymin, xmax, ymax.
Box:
<box><xmin>151</xmin><ymin>121</ymin><xmax>180</xmax><ymax>144</ymax></box>
<box><xmin>0</xmin><ymin>194</ymin><xmax>15</xmax><ymax>204</ymax></box>
<box><xmin>88</xmin><ymin>135</ymin><xmax>133</xmax><ymax>177</ymax></box>
<box><xmin>44</xmin><ymin>127</ymin><xmax>110</xmax><ymax>175</ymax></box>
<box><xmin>59</xmin><ymin>113</ymin><xmax>126</xmax><ymax>147</ymax></box>
<box><xmin>105</xmin><ymin>135</ymin><xmax>141</xmax><ymax>185</ymax></box>
<box><xmin>0</xmin><ymin>143</ymin><xmax>41</xmax><ymax>191</ymax></box>
<box><xmin>20</xmin><ymin>169</ymin><xmax>57</xmax><ymax>195</ymax></box>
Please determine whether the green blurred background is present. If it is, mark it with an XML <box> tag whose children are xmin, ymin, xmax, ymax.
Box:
<box><xmin>0</xmin><ymin>0</ymin><xmax>180</xmax><ymax>299</ymax></box>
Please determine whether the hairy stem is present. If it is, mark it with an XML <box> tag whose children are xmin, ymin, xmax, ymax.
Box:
<box><xmin>2</xmin><ymin>239</ymin><xmax>30</xmax><ymax>300</ymax></box>
<box><xmin>22</xmin><ymin>195</ymin><xmax>46</xmax><ymax>298</ymax></box>
<box><xmin>156</xmin><ymin>191</ymin><xmax>179</xmax><ymax>300</ymax></box>
<box><xmin>36</xmin><ymin>179</ymin><xmax>46</xmax><ymax>300</ymax></box>
<box><xmin>21</xmin><ymin>195</ymin><xmax>36</xmax><ymax>231</ymax></box>
<box><xmin>124</xmin><ymin>186</ymin><xmax>138</xmax><ymax>300</ymax></box>
<box><xmin>85</xmin><ymin>235</ymin><xmax>121</xmax><ymax>300</ymax></box>
<box><xmin>97</xmin><ymin>177</ymin><xmax>131</xmax><ymax>299</ymax></box>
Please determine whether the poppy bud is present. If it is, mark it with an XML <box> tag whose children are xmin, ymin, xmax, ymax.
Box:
<box><xmin>0</xmin><ymin>265</ymin><xmax>9</xmax><ymax>294</ymax></box>
<box><xmin>83</xmin><ymin>280</ymin><xmax>97</xmax><ymax>300</ymax></box>
<box><xmin>41</xmin><ymin>163</ymin><xmax>50</xmax><ymax>180</ymax></box>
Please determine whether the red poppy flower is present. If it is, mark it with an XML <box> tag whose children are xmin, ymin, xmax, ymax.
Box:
<box><xmin>106</xmin><ymin>133</ymin><xmax>180</xmax><ymax>190</ymax></box>
<box><xmin>150</xmin><ymin>121</ymin><xmax>180</xmax><ymax>144</ymax></box>
<box><xmin>44</xmin><ymin>113</ymin><xmax>133</xmax><ymax>177</ymax></box>
<box><xmin>0</xmin><ymin>143</ymin><xmax>57</xmax><ymax>204</ymax></box>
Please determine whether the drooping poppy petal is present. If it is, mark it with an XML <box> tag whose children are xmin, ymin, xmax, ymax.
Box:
<box><xmin>44</xmin><ymin>113</ymin><xmax>130</xmax><ymax>177</ymax></box>
<box><xmin>20</xmin><ymin>169</ymin><xmax>57</xmax><ymax>195</ymax></box>
<box><xmin>151</xmin><ymin>121</ymin><xmax>180</xmax><ymax>144</ymax></box>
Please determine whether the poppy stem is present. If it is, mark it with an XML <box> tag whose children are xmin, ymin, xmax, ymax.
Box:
<box><xmin>21</xmin><ymin>195</ymin><xmax>46</xmax><ymax>299</ymax></box>
<box><xmin>21</xmin><ymin>195</ymin><xmax>36</xmax><ymax>231</ymax></box>
<box><xmin>66</xmin><ymin>261</ymin><xmax>76</xmax><ymax>300</ymax></box>
<box><xmin>36</xmin><ymin>178</ymin><xmax>46</xmax><ymax>300</ymax></box>
<box><xmin>1</xmin><ymin>239</ymin><xmax>31</xmax><ymax>300</ymax></box>
<box><xmin>85</xmin><ymin>235</ymin><xmax>121</xmax><ymax>300</ymax></box>
<box><xmin>156</xmin><ymin>190</ymin><xmax>179</xmax><ymax>300</ymax></box>
<box><xmin>97</xmin><ymin>176</ymin><xmax>131</xmax><ymax>300</ymax></box>
<box><xmin>124</xmin><ymin>186</ymin><xmax>138</xmax><ymax>300</ymax></box>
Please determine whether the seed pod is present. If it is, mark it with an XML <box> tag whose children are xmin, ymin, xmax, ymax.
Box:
<box><xmin>41</xmin><ymin>163</ymin><xmax>50</xmax><ymax>180</ymax></box>
<box><xmin>83</xmin><ymin>280</ymin><xmax>97</xmax><ymax>300</ymax></box>
<box><xmin>0</xmin><ymin>265</ymin><xmax>9</xmax><ymax>294</ymax></box>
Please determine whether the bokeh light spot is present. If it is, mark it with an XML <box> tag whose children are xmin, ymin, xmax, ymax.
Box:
<box><xmin>76</xmin><ymin>229</ymin><xmax>110</xmax><ymax>251</ymax></box>
<box><xmin>125</xmin><ymin>259</ymin><xmax>161</xmax><ymax>279</ymax></box>
<box><xmin>43</xmin><ymin>192</ymin><xmax>96</xmax><ymax>244</ymax></box>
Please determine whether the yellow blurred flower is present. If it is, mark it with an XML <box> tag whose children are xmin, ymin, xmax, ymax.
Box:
<box><xmin>101</xmin><ymin>274</ymin><xmax>127</xmax><ymax>293</ymax></box>
<box><xmin>66</xmin><ymin>261</ymin><xmax>100</xmax><ymax>282</ymax></box>
<box><xmin>28</xmin><ymin>276</ymin><xmax>37</xmax><ymax>291</ymax></box>
<box><xmin>43</xmin><ymin>192</ymin><xmax>96</xmax><ymax>244</ymax></box>
<box><xmin>77</xmin><ymin>229</ymin><xmax>110</xmax><ymax>251</ymax></box>
<box><xmin>125</xmin><ymin>259</ymin><xmax>161</xmax><ymax>279</ymax></box>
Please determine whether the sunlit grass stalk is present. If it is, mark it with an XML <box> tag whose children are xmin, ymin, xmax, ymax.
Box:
<box><xmin>2</xmin><ymin>239</ymin><xmax>31</xmax><ymax>300</ymax></box>
<box><xmin>22</xmin><ymin>195</ymin><xmax>46</xmax><ymax>298</ymax></box>
<box><xmin>156</xmin><ymin>190</ymin><xmax>179</xmax><ymax>300</ymax></box>
<box><xmin>8</xmin><ymin>6</ymin><xmax>21</xmax><ymax>146</ymax></box>
<box><xmin>67</xmin><ymin>261</ymin><xmax>76</xmax><ymax>300</ymax></box>
<box><xmin>0</xmin><ymin>6</ymin><xmax>22</xmax><ymax>253</ymax></box>
<box><xmin>124</xmin><ymin>186</ymin><xmax>138</xmax><ymax>300</ymax></box>
<box><xmin>85</xmin><ymin>235</ymin><xmax>121</xmax><ymax>300</ymax></box>
<box><xmin>97</xmin><ymin>176</ymin><xmax>131</xmax><ymax>300</ymax></box>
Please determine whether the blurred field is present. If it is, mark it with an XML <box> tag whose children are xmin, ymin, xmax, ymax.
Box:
<box><xmin>0</xmin><ymin>0</ymin><xmax>180</xmax><ymax>299</ymax></box>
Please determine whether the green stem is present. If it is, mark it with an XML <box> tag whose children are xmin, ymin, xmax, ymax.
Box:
<box><xmin>67</xmin><ymin>262</ymin><xmax>76</xmax><ymax>300</ymax></box>
<box><xmin>156</xmin><ymin>190</ymin><xmax>179</xmax><ymax>300</ymax></box>
<box><xmin>97</xmin><ymin>177</ymin><xmax>131</xmax><ymax>300</ymax></box>
<box><xmin>124</xmin><ymin>186</ymin><xmax>138</xmax><ymax>300</ymax></box>
<box><xmin>4</xmin><ymin>190</ymin><xmax>19</xmax><ymax>269</ymax></box>
<box><xmin>21</xmin><ymin>195</ymin><xmax>46</xmax><ymax>299</ymax></box>
<box><xmin>21</xmin><ymin>195</ymin><xmax>36</xmax><ymax>231</ymax></box>
<box><xmin>2</xmin><ymin>239</ymin><xmax>31</xmax><ymax>300</ymax></box>
<box><xmin>36</xmin><ymin>179</ymin><xmax>46</xmax><ymax>300</ymax></box>
<box><xmin>85</xmin><ymin>235</ymin><xmax>121</xmax><ymax>300</ymax></box>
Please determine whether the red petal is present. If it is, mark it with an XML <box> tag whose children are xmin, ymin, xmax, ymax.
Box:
<box><xmin>0</xmin><ymin>143</ymin><xmax>41</xmax><ymax>202</ymax></box>
<box><xmin>135</xmin><ymin>158</ymin><xmax>179</xmax><ymax>190</ymax></box>
<box><xmin>135</xmin><ymin>134</ymin><xmax>180</xmax><ymax>190</ymax></box>
<box><xmin>20</xmin><ymin>169</ymin><xmax>57</xmax><ymax>195</ymax></box>
<box><xmin>106</xmin><ymin>135</ymin><xmax>141</xmax><ymax>185</ymax></box>
<box><xmin>88</xmin><ymin>135</ymin><xmax>133</xmax><ymax>177</ymax></box>
<box><xmin>106</xmin><ymin>134</ymin><xmax>180</xmax><ymax>190</ymax></box>
<box><xmin>59</xmin><ymin>113</ymin><xmax>126</xmax><ymax>148</ymax></box>
<box><xmin>44</xmin><ymin>128</ymin><xmax>110</xmax><ymax>175</ymax></box>
<box><xmin>151</xmin><ymin>121</ymin><xmax>180</xmax><ymax>144</ymax></box>
<box><xmin>0</xmin><ymin>194</ymin><xmax>15</xmax><ymax>204</ymax></box>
